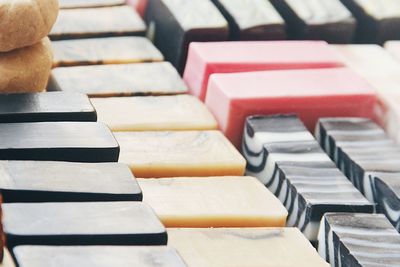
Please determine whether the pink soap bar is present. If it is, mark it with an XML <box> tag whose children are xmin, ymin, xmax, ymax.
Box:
<box><xmin>205</xmin><ymin>68</ymin><xmax>377</xmax><ymax>148</ymax></box>
<box><xmin>385</xmin><ymin>41</ymin><xmax>400</xmax><ymax>62</ymax></box>
<box><xmin>183</xmin><ymin>41</ymin><xmax>345</xmax><ymax>101</ymax></box>
<box><xmin>126</xmin><ymin>0</ymin><xmax>148</xmax><ymax>17</ymax></box>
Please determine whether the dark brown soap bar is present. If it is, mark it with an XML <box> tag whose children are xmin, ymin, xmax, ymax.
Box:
<box><xmin>0</xmin><ymin>161</ymin><xmax>141</xmax><ymax>203</ymax></box>
<box><xmin>0</xmin><ymin>122</ymin><xmax>119</xmax><ymax>162</ymax></box>
<box><xmin>59</xmin><ymin>0</ymin><xmax>125</xmax><ymax>9</ymax></box>
<box><xmin>270</xmin><ymin>0</ymin><xmax>356</xmax><ymax>43</ymax></box>
<box><xmin>50</xmin><ymin>6</ymin><xmax>146</xmax><ymax>40</ymax></box>
<box><xmin>0</xmin><ymin>92</ymin><xmax>96</xmax><ymax>122</ymax></box>
<box><xmin>3</xmin><ymin>202</ymin><xmax>167</xmax><ymax>248</ymax></box>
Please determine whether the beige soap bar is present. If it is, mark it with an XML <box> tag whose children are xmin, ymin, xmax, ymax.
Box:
<box><xmin>168</xmin><ymin>228</ymin><xmax>329</xmax><ymax>267</ymax></box>
<box><xmin>115</xmin><ymin>130</ymin><xmax>246</xmax><ymax>177</ymax></box>
<box><xmin>91</xmin><ymin>95</ymin><xmax>218</xmax><ymax>131</ymax></box>
<box><xmin>138</xmin><ymin>176</ymin><xmax>287</xmax><ymax>227</ymax></box>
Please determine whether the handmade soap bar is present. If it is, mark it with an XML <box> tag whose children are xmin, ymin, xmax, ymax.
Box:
<box><xmin>13</xmin><ymin>246</ymin><xmax>187</xmax><ymax>267</ymax></box>
<box><xmin>206</xmin><ymin>68</ymin><xmax>376</xmax><ymax>148</ymax></box>
<box><xmin>139</xmin><ymin>176</ymin><xmax>287</xmax><ymax>227</ymax></box>
<box><xmin>319</xmin><ymin>213</ymin><xmax>400</xmax><ymax>267</ymax></box>
<box><xmin>145</xmin><ymin>0</ymin><xmax>229</xmax><ymax>72</ymax></box>
<box><xmin>385</xmin><ymin>41</ymin><xmax>400</xmax><ymax>61</ymax></box>
<box><xmin>184</xmin><ymin>41</ymin><xmax>344</xmax><ymax>100</ymax></box>
<box><xmin>52</xmin><ymin>37</ymin><xmax>163</xmax><ymax>67</ymax></box>
<box><xmin>0</xmin><ymin>92</ymin><xmax>96</xmax><ymax>122</ymax></box>
<box><xmin>270</xmin><ymin>0</ymin><xmax>355</xmax><ymax>43</ymax></box>
<box><xmin>50</xmin><ymin>6</ymin><xmax>146</xmax><ymax>40</ymax></box>
<box><xmin>211</xmin><ymin>0</ymin><xmax>285</xmax><ymax>40</ymax></box>
<box><xmin>49</xmin><ymin>62</ymin><xmax>187</xmax><ymax>97</ymax></box>
<box><xmin>116</xmin><ymin>131</ymin><xmax>246</xmax><ymax>177</ymax></box>
<box><xmin>0</xmin><ymin>161</ymin><xmax>141</xmax><ymax>203</ymax></box>
<box><xmin>92</xmin><ymin>95</ymin><xmax>217</xmax><ymax>131</ymax></box>
<box><xmin>0</xmin><ymin>122</ymin><xmax>119</xmax><ymax>162</ymax></box>
<box><xmin>3</xmin><ymin>202</ymin><xmax>166</xmax><ymax>248</ymax></box>
<box><xmin>168</xmin><ymin>228</ymin><xmax>329</xmax><ymax>267</ymax></box>
<box><xmin>243</xmin><ymin>115</ymin><xmax>373</xmax><ymax>241</ymax></box>
<box><xmin>59</xmin><ymin>0</ymin><xmax>125</xmax><ymax>8</ymax></box>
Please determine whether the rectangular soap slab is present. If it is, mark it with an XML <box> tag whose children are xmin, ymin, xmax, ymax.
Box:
<box><xmin>49</xmin><ymin>62</ymin><xmax>187</xmax><ymax>97</ymax></box>
<box><xmin>91</xmin><ymin>95</ymin><xmax>217</xmax><ymax>131</ymax></box>
<box><xmin>50</xmin><ymin>6</ymin><xmax>146</xmax><ymax>40</ymax></box>
<box><xmin>115</xmin><ymin>130</ymin><xmax>246</xmax><ymax>178</ymax></box>
<box><xmin>52</xmin><ymin>37</ymin><xmax>163</xmax><ymax>67</ymax></box>
<box><xmin>0</xmin><ymin>161</ymin><xmax>142</xmax><ymax>203</ymax></box>
<box><xmin>206</xmin><ymin>68</ymin><xmax>376</xmax><ymax>148</ymax></box>
<box><xmin>168</xmin><ymin>228</ymin><xmax>329</xmax><ymax>267</ymax></box>
<box><xmin>270</xmin><ymin>0</ymin><xmax>355</xmax><ymax>43</ymax></box>
<box><xmin>139</xmin><ymin>176</ymin><xmax>287</xmax><ymax>227</ymax></box>
<box><xmin>183</xmin><ymin>41</ymin><xmax>345</xmax><ymax>101</ymax></box>
<box><xmin>318</xmin><ymin>213</ymin><xmax>400</xmax><ymax>267</ymax></box>
<box><xmin>0</xmin><ymin>122</ymin><xmax>119</xmax><ymax>162</ymax></box>
<box><xmin>2</xmin><ymin>202</ymin><xmax>167</xmax><ymax>248</ymax></box>
<box><xmin>59</xmin><ymin>0</ymin><xmax>125</xmax><ymax>9</ymax></box>
<box><xmin>211</xmin><ymin>0</ymin><xmax>286</xmax><ymax>40</ymax></box>
<box><xmin>13</xmin><ymin>246</ymin><xmax>187</xmax><ymax>267</ymax></box>
<box><xmin>0</xmin><ymin>92</ymin><xmax>96</xmax><ymax>122</ymax></box>
<box><xmin>145</xmin><ymin>0</ymin><xmax>229</xmax><ymax>72</ymax></box>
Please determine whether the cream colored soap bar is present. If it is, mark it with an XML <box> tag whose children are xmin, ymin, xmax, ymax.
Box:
<box><xmin>2</xmin><ymin>249</ymin><xmax>16</xmax><ymax>267</ymax></box>
<box><xmin>91</xmin><ymin>95</ymin><xmax>217</xmax><ymax>131</ymax></box>
<box><xmin>139</xmin><ymin>176</ymin><xmax>287</xmax><ymax>227</ymax></box>
<box><xmin>115</xmin><ymin>131</ymin><xmax>246</xmax><ymax>177</ymax></box>
<box><xmin>168</xmin><ymin>228</ymin><xmax>329</xmax><ymax>267</ymax></box>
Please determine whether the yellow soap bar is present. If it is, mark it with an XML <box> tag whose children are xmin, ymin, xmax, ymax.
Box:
<box><xmin>115</xmin><ymin>131</ymin><xmax>246</xmax><ymax>177</ymax></box>
<box><xmin>168</xmin><ymin>228</ymin><xmax>329</xmax><ymax>267</ymax></box>
<box><xmin>138</xmin><ymin>176</ymin><xmax>287</xmax><ymax>227</ymax></box>
<box><xmin>91</xmin><ymin>95</ymin><xmax>218</xmax><ymax>131</ymax></box>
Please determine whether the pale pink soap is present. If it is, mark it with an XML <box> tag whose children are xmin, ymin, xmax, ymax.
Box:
<box><xmin>205</xmin><ymin>68</ymin><xmax>377</xmax><ymax>148</ymax></box>
<box><xmin>183</xmin><ymin>41</ymin><xmax>345</xmax><ymax>101</ymax></box>
<box><xmin>126</xmin><ymin>0</ymin><xmax>148</xmax><ymax>16</ymax></box>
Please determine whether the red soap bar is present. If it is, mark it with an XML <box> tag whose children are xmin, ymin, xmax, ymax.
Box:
<box><xmin>205</xmin><ymin>68</ymin><xmax>377</xmax><ymax>148</ymax></box>
<box><xmin>126</xmin><ymin>0</ymin><xmax>148</xmax><ymax>17</ymax></box>
<box><xmin>183</xmin><ymin>41</ymin><xmax>345</xmax><ymax>101</ymax></box>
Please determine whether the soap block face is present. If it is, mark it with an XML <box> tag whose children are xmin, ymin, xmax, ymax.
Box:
<box><xmin>13</xmin><ymin>246</ymin><xmax>187</xmax><ymax>267</ymax></box>
<box><xmin>52</xmin><ymin>37</ymin><xmax>163</xmax><ymax>67</ymax></box>
<box><xmin>145</xmin><ymin>0</ymin><xmax>229</xmax><ymax>73</ymax></box>
<box><xmin>318</xmin><ymin>213</ymin><xmax>400</xmax><ymax>267</ymax></box>
<box><xmin>206</xmin><ymin>68</ymin><xmax>376</xmax><ymax>148</ymax></box>
<box><xmin>270</xmin><ymin>0</ymin><xmax>355</xmax><ymax>43</ymax></box>
<box><xmin>127</xmin><ymin>0</ymin><xmax>148</xmax><ymax>17</ymax></box>
<box><xmin>91</xmin><ymin>95</ymin><xmax>217</xmax><ymax>131</ymax></box>
<box><xmin>0</xmin><ymin>122</ymin><xmax>119</xmax><ymax>162</ymax></box>
<box><xmin>211</xmin><ymin>0</ymin><xmax>286</xmax><ymax>40</ymax></box>
<box><xmin>0</xmin><ymin>161</ymin><xmax>142</xmax><ymax>203</ymax></box>
<box><xmin>184</xmin><ymin>41</ymin><xmax>345</xmax><ymax>101</ymax></box>
<box><xmin>50</xmin><ymin>6</ymin><xmax>146</xmax><ymax>40</ymax></box>
<box><xmin>243</xmin><ymin>115</ymin><xmax>373</xmax><ymax>241</ymax></box>
<box><xmin>59</xmin><ymin>0</ymin><xmax>125</xmax><ymax>8</ymax></box>
<box><xmin>168</xmin><ymin>228</ymin><xmax>329</xmax><ymax>267</ymax></box>
<box><xmin>115</xmin><ymin>130</ymin><xmax>246</xmax><ymax>178</ymax></box>
<box><xmin>138</xmin><ymin>176</ymin><xmax>287</xmax><ymax>227</ymax></box>
<box><xmin>2</xmin><ymin>202</ymin><xmax>167</xmax><ymax>248</ymax></box>
<box><xmin>386</xmin><ymin>41</ymin><xmax>400</xmax><ymax>61</ymax></box>
<box><xmin>49</xmin><ymin>62</ymin><xmax>187</xmax><ymax>97</ymax></box>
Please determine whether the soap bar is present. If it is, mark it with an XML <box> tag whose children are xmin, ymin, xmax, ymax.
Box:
<box><xmin>385</xmin><ymin>41</ymin><xmax>400</xmax><ymax>61</ymax></box>
<box><xmin>318</xmin><ymin>213</ymin><xmax>400</xmax><ymax>267</ymax></box>
<box><xmin>183</xmin><ymin>41</ymin><xmax>344</xmax><ymax>101</ymax></box>
<box><xmin>3</xmin><ymin>202</ymin><xmax>166</xmax><ymax>248</ymax></box>
<box><xmin>168</xmin><ymin>228</ymin><xmax>329</xmax><ymax>267</ymax></box>
<box><xmin>116</xmin><ymin>130</ymin><xmax>246</xmax><ymax>178</ymax></box>
<box><xmin>270</xmin><ymin>0</ymin><xmax>355</xmax><ymax>43</ymax></box>
<box><xmin>127</xmin><ymin>0</ymin><xmax>148</xmax><ymax>17</ymax></box>
<box><xmin>49</xmin><ymin>62</ymin><xmax>187</xmax><ymax>97</ymax></box>
<box><xmin>50</xmin><ymin>6</ymin><xmax>146</xmax><ymax>40</ymax></box>
<box><xmin>52</xmin><ymin>37</ymin><xmax>163</xmax><ymax>67</ymax></box>
<box><xmin>206</xmin><ymin>68</ymin><xmax>376</xmax><ymax>148</ymax></box>
<box><xmin>13</xmin><ymin>246</ymin><xmax>187</xmax><ymax>267</ymax></box>
<box><xmin>139</xmin><ymin>176</ymin><xmax>287</xmax><ymax>227</ymax></box>
<box><xmin>0</xmin><ymin>92</ymin><xmax>96</xmax><ymax>122</ymax></box>
<box><xmin>145</xmin><ymin>0</ymin><xmax>229</xmax><ymax>72</ymax></box>
<box><xmin>0</xmin><ymin>161</ymin><xmax>141</xmax><ymax>203</ymax></box>
<box><xmin>211</xmin><ymin>0</ymin><xmax>286</xmax><ymax>40</ymax></box>
<box><xmin>1</xmin><ymin>250</ymin><xmax>15</xmax><ymax>267</ymax></box>
<box><xmin>0</xmin><ymin>122</ymin><xmax>119</xmax><ymax>162</ymax></box>
<box><xmin>243</xmin><ymin>115</ymin><xmax>373</xmax><ymax>241</ymax></box>
<box><xmin>59</xmin><ymin>0</ymin><xmax>125</xmax><ymax>8</ymax></box>
<box><xmin>91</xmin><ymin>95</ymin><xmax>217</xmax><ymax>131</ymax></box>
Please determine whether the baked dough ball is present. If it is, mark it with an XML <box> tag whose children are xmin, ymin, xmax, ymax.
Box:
<box><xmin>0</xmin><ymin>38</ymin><xmax>53</xmax><ymax>93</ymax></box>
<box><xmin>0</xmin><ymin>0</ymin><xmax>59</xmax><ymax>52</ymax></box>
